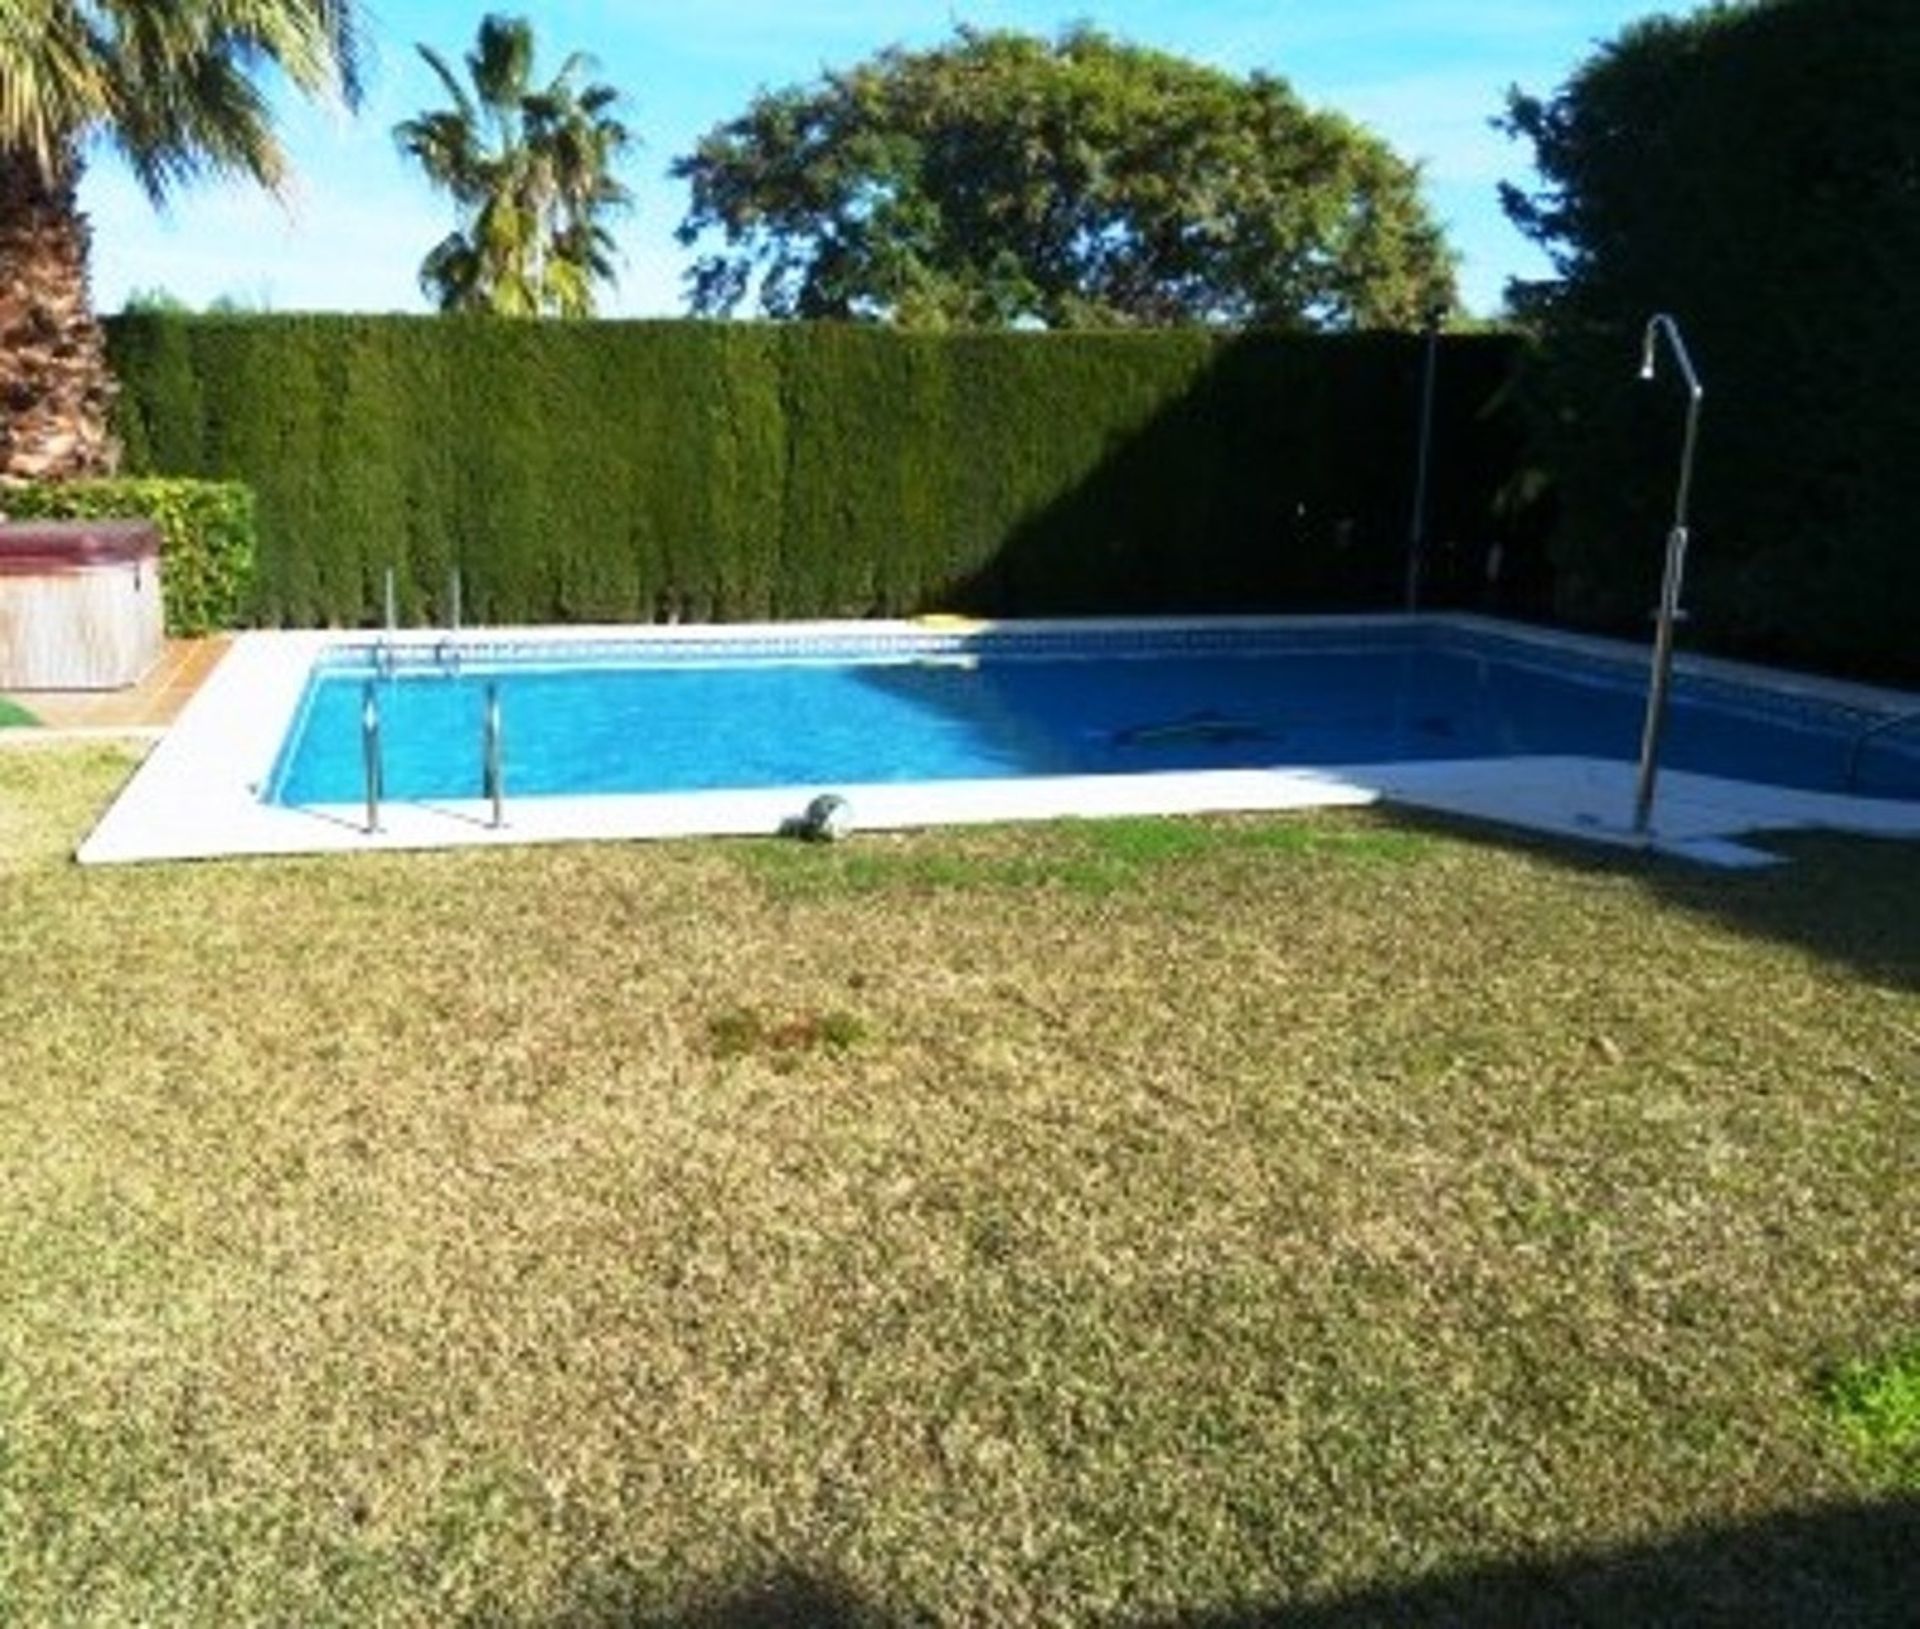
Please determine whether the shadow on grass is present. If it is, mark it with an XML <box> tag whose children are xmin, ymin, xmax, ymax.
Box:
<box><xmin>537</xmin><ymin>1497</ymin><xmax>1919</xmax><ymax>1627</ymax></box>
<box><xmin>1382</xmin><ymin>804</ymin><xmax>1920</xmax><ymax>993</ymax></box>
<box><xmin>1142</xmin><ymin>1496</ymin><xmax>1920</xmax><ymax>1628</ymax></box>
<box><xmin>541</xmin><ymin>1563</ymin><xmax>879</xmax><ymax>1628</ymax></box>
<box><xmin>1637</xmin><ymin>829</ymin><xmax>1920</xmax><ymax>994</ymax></box>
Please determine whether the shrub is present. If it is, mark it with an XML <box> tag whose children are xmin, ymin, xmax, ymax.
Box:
<box><xmin>1</xmin><ymin>477</ymin><xmax>258</xmax><ymax>635</ymax></box>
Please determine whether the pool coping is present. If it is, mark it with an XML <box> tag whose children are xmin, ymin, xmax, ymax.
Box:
<box><xmin>75</xmin><ymin>614</ymin><xmax>1920</xmax><ymax>867</ymax></box>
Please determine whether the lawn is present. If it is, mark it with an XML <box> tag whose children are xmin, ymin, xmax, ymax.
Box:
<box><xmin>0</xmin><ymin>743</ymin><xmax>1915</xmax><ymax>1625</ymax></box>
<box><xmin>0</xmin><ymin>697</ymin><xmax>37</xmax><ymax>728</ymax></box>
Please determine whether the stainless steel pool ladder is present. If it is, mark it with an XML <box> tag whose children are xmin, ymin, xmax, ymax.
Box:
<box><xmin>361</xmin><ymin>681</ymin><xmax>383</xmax><ymax>834</ymax></box>
<box><xmin>1843</xmin><ymin>707</ymin><xmax>1920</xmax><ymax>792</ymax></box>
<box><xmin>482</xmin><ymin>681</ymin><xmax>505</xmax><ymax>829</ymax></box>
<box><xmin>361</xmin><ymin>678</ymin><xmax>504</xmax><ymax>837</ymax></box>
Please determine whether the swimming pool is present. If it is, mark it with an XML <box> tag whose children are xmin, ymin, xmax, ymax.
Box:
<box><xmin>267</xmin><ymin>622</ymin><xmax>1920</xmax><ymax>807</ymax></box>
<box><xmin>77</xmin><ymin>616</ymin><xmax>1920</xmax><ymax>865</ymax></box>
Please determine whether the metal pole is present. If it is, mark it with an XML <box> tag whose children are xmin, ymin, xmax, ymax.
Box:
<box><xmin>483</xmin><ymin>681</ymin><xmax>504</xmax><ymax>829</ymax></box>
<box><xmin>1632</xmin><ymin>313</ymin><xmax>1705</xmax><ymax>835</ymax></box>
<box><xmin>449</xmin><ymin>568</ymin><xmax>462</xmax><ymax>633</ymax></box>
<box><xmin>383</xmin><ymin>567</ymin><xmax>397</xmax><ymax>634</ymax></box>
<box><xmin>361</xmin><ymin>680</ymin><xmax>383</xmax><ymax>834</ymax></box>
<box><xmin>1632</xmin><ymin>524</ymin><xmax>1689</xmax><ymax>832</ymax></box>
<box><xmin>1403</xmin><ymin>307</ymin><xmax>1444</xmax><ymax>613</ymax></box>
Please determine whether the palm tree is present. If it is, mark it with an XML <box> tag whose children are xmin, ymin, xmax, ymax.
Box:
<box><xmin>395</xmin><ymin>14</ymin><xmax>632</xmax><ymax>318</ymax></box>
<box><xmin>0</xmin><ymin>1</ymin><xmax>363</xmax><ymax>480</ymax></box>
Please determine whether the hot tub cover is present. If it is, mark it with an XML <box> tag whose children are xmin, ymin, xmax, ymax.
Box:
<box><xmin>0</xmin><ymin>519</ymin><xmax>160</xmax><ymax>574</ymax></box>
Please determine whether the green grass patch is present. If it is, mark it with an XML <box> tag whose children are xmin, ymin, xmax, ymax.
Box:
<box><xmin>0</xmin><ymin>747</ymin><xmax>1914</xmax><ymax>1623</ymax></box>
<box><xmin>707</xmin><ymin>1004</ymin><xmax>868</xmax><ymax>1064</ymax></box>
<box><xmin>739</xmin><ymin>810</ymin><xmax>1432</xmax><ymax>900</ymax></box>
<box><xmin>1076</xmin><ymin>811</ymin><xmax>1431</xmax><ymax>865</ymax></box>
<box><xmin>1825</xmin><ymin>1344</ymin><xmax>1920</xmax><ymax>1487</ymax></box>
<box><xmin>0</xmin><ymin>695</ymin><xmax>39</xmax><ymax>728</ymax></box>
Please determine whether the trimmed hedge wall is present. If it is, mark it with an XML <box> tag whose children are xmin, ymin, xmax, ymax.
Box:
<box><xmin>1</xmin><ymin>476</ymin><xmax>258</xmax><ymax>635</ymax></box>
<box><xmin>105</xmin><ymin>315</ymin><xmax>1533</xmax><ymax>628</ymax></box>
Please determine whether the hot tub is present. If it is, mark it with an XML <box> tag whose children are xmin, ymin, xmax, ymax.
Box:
<box><xmin>0</xmin><ymin>519</ymin><xmax>164</xmax><ymax>690</ymax></box>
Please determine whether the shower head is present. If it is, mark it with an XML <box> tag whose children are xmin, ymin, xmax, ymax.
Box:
<box><xmin>1639</xmin><ymin>313</ymin><xmax>1702</xmax><ymax>399</ymax></box>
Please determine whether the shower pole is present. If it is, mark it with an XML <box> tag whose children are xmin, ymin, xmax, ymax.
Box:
<box><xmin>1632</xmin><ymin>313</ymin><xmax>1705</xmax><ymax>836</ymax></box>
<box><xmin>1403</xmin><ymin>305</ymin><xmax>1445</xmax><ymax>613</ymax></box>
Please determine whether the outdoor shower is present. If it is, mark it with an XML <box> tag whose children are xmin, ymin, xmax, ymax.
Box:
<box><xmin>1402</xmin><ymin>304</ymin><xmax>1446</xmax><ymax>612</ymax></box>
<box><xmin>1632</xmin><ymin>312</ymin><xmax>1704</xmax><ymax>834</ymax></box>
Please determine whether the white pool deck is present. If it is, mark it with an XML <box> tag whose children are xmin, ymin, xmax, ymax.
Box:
<box><xmin>73</xmin><ymin>615</ymin><xmax>1920</xmax><ymax>868</ymax></box>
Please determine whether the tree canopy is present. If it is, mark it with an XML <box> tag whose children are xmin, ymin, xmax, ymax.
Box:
<box><xmin>673</xmin><ymin>26</ymin><xmax>1457</xmax><ymax>330</ymax></box>
<box><xmin>0</xmin><ymin>0</ymin><xmax>363</xmax><ymax>477</ymax></box>
<box><xmin>394</xmin><ymin>12</ymin><xmax>632</xmax><ymax>318</ymax></box>
<box><xmin>1499</xmin><ymin>0</ymin><xmax>1919</xmax><ymax>679</ymax></box>
<box><xmin>0</xmin><ymin>0</ymin><xmax>362</xmax><ymax>198</ymax></box>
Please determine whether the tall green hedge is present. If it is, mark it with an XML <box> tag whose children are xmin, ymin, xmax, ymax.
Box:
<box><xmin>105</xmin><ymin>314</ymin><xmax>1532</xmax><ymax>628</ymax></box>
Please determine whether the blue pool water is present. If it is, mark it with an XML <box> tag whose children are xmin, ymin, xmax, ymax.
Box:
<box><xmin>265</xmin><ymin>631</ymin><xmax>1920</xmax><ymax>807</ymax></box>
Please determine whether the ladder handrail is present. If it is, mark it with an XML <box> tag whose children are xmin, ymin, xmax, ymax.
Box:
<box><xmin>361</xmin><ymin>680</ymin><xmax>382</xmax><ymax>834</ymax></box>
<box><xmin>482</xmin><ymin>681</ymin><xmax>504</xmax><ymax>829</ymax></box>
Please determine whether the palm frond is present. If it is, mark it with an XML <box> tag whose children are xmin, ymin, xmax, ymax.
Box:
<box><xmin>468</xmin><ymin>13</ymin><xmax>534</xmax><ymax>120</ymax></box>
<box><xmin>0</xmin><ymin>0</ymin><xmax>366</xmax><ymax>203</ymax></box>
<box><xmin>0</xmin><ymin>4</ymin><xmax>107</xmax><ymax>175</ymax></box>
<box><xmin>418</xmin><ymin>229</ymin><xmax>482</xmax><ymax>310</ymax></box>
<box><xmin>414</xmin><ymin>43</ymin><xmax>476</xmax><ymax>129</ymax></box>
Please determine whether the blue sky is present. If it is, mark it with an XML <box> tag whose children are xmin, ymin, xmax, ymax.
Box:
<box><xmin>79</xmin><ymin>1</ymin><xmax>1671</xmax><ymax>319</ymax></box>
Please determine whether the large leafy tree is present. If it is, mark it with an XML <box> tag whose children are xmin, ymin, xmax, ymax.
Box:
<box><xmin>674</xmin><ymin>26</ymin><xmax>1456</xmax><ymax>330</ymax></box>
<box><xmin>394</xmin><ymin>13</ymin><xmax>631</xmax><ymax>318</ymax></box>
<box><xmin>0</xmin><ymin>0</ymin><xmax>362</xmax><ymax>480</ymax></box>
<box><xmin>1501</xmin><ymin>0</ymin><xmax>1919</xmax><ymax>679</ymax></box>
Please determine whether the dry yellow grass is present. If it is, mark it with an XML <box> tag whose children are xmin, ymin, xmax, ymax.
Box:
<box><xmin>0</xmin><ymin>745</ymin><xmax>1915</xmax><ymax>1624</ymax></box>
